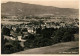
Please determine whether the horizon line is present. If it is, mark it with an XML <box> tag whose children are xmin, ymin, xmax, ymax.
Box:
<box><xmin>1</xmin><ymin>1</ymin><xmax>79</xmax><ymax>9</ymax></box>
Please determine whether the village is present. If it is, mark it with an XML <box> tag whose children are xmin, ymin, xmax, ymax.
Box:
<box><xmin>1</xmin><ymin>15</ymin><xmax>79</xmax><ymax>54</ymax></box>
<box><xmin>1</xmin><ymin>0</ymin><xmax>79</xmax><ymax>54</ymax></box>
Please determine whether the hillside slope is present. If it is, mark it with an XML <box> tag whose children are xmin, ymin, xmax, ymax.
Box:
<box><xmin>1</xmin><ymin>2</ymin><xmax>79</xmax><ymax>17</ymax></box>
<box><xmin>14</xmin><ymin>41</ymin><xmax>79</xmax><ymax>54</ymax></box>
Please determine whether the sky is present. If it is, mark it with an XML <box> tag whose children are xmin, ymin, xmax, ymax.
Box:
<box><xmin>1</xmin><ymin>0</ymin><xmax>79</xmax><ymax>9</ymax></box>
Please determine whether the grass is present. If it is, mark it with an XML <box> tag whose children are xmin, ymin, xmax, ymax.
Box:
<box><xmin>14</xmin><ymin>41</ymin><xmax>79</xmax><ymax>54</ymax></box>
<box><xmin>74</xmin><ymin>33</ymin><xmax>79</xmax><ymax>41</ymax></box>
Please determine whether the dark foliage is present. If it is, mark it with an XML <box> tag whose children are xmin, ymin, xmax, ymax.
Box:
<box><xmin>21</xmin><ymin>28</ymin><xmax>28</xmax><ymax>32</ymax></box>
<box><xmin>24</xmin><ymin>37</ymin><xmax>53</xmax><ymax>48</ymax></box>
<box><xmin>2</xmin><ymin>27</ymin><xmax>10</xmax><ymax>36</ymax></box>
<box><xmin>41</xmin><ymin>28</ymin><xmax>54</xmax><ymax>38</ymax></box>
<box><xmin>51</xmin><ymin>27</ymin><xmax>78</xmax><ymax>43</ymax></box>
<box><xmin>36</xmin><ymin>28</ymin><xmax>42</xmax><ymax>34</ymax></box>
<box><xmin>1</xmin><ymin>25</ymin><xmax>79</xmax><ymax>54</ymax></box>
<box><xmin>16</xmin><ymin>28</ymin><xmax>21</xmax><ymax>33</ymax></box>
<box><xmin>1</xmin><ymin>39</ymin><xmax>24</xmax><ymax>54</ymax></box>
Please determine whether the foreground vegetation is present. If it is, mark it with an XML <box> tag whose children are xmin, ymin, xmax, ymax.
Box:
<box><xmin>1</xmin><ymin>25</ymin><xmax>79</xmax><ymax>54</ymax></box>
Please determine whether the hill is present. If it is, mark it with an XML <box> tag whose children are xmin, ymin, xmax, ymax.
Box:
<box><xmin>1</xmin><ymin>2</ymin><xmax>79</xmax><ymax>17</ymax></box>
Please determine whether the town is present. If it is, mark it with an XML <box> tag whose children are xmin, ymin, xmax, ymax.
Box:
<box><xmin>1</xmin><ymin>15</ymin><xmax>79</xmax><ymax>54</ymax></box>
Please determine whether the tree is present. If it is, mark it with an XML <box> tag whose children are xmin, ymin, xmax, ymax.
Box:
<box><xmin>2</xmin><ymin>27</ymin><xmax>10</xmax><ymax>36</ymax></box>
<box><xmin>61</xmin><ymin>32</ymin><xmax>75</xmax><ymax>42</ymax></box>
<box><xmin>16</xmin><ymin>28</ymin><xmax>21</xmax><ymax>33</ymax></box>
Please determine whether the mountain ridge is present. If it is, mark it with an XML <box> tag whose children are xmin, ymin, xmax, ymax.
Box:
<box><xmin>1</xmin><ymin>2</ymin><xmax>79</xmax><ymax>17</ymax></box>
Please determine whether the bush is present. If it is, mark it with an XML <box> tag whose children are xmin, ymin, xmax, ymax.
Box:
<box><xmin>38</xmin><ymin>38</ymin><xmax>53</xmax><ymax>46</ymax></box>
<box><xmin>61</xmin><ymin>32</ymin><xmax>75</xmax><ymax>42</ymax></box>
<box><xmin>41</xmin><ymin>28</ymin><xmax>54</xmax><ymax>39</ymax></box>
<box><xmin>24</xmin><ymin>35</ymin><xmax>53</xmax><ymax>48</ymax></box>
<box><xmin>2</xmin><ymin>40</ymin><xmax>24</xmax><ymax>54</ymax></box>
<box><xmin>2</xmin><ymin>44</ymin><xmax>13</xmax><ymax>54</ymax></box>
<box><xmin>16</xmin><ymin>28</ymin><xmax>21</xmax><ymax>33</ymax></box>
<box><xmin>2</xmin><ymin>27</ymin><xmax>10</xmax><ymax>36</ymax></box>
<box><xmin>51</xmin><ymin>27</ymin><xmax>76</xmax><ymax>43</ymax></box>
<box><xmin>21</xmin><ymin>28</ymin><xmax>28</xmax><ymax>32</ymax></box>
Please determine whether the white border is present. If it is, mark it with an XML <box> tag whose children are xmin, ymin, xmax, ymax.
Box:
<box><xmin>0</xmin><ymin>0</ymin><xmax>79</xmax><ymax>56</ymax></box>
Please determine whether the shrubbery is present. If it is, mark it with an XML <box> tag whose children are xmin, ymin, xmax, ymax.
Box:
<box><xmin>24</xmin><ymin>28</ymin><xmax>54</xmax><ymax>48</ymax></box>
<box><xmin>1</xmin><ymin>26</ymin><xmax>79</xmax><ymax>54</ymax></box>
<box><xmin>51</xmin><ymin>27</ymin><xmax>78</xmax><ymax>43</ymax></box>
<box><xmin>16</xmin><ymin>28</ymin><xmax>21</xmax><ymax>33</ymax></box>
<box><xmin>24</xmin><ymin>37</ymin><xmax>53</xmax><ymax>48</ymax></box>
<box><xmin>1</xmin><ymin>39</ymin><xmax>24</xmax><ymax>54</ymax></box>
<box><xmin>2</xmin><ymin>27</ymin><xmax>10</xmax><ymax>36</ymax></box>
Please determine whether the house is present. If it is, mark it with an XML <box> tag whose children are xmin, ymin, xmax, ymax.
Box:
<box><xmin>41</xmin><ymin>24</ymin><xmax>46</xmax><ymax>29</ymax></box>
<box><xmin>27</xmin><ymin>27</ymin><xmax>34</xmax><ymax>33</ymax></box>
<box><xmin>22</xmin><ymin>32</ymin><xmax>29</xmax><ymax>39</ymax></box>
<box><xmin>19</xmin><ymin>23</ymin><xmax>25</xmax><ymax>28</ymax></box>
<box><xmin>26</xmin><ymin>26</ymin><xmax>37</xmax><ymax>34</ymax></box>
<box><xmin>12</xmin><ymin>26</ymin><xmax>16</xmax><ymax>31</ymax></box>
<box><xmin>17</xmin><ymin>36</ymin><xmax>26</xmax><ymax>41</ymax></box>
<box><xmin>4</xmin><ymin>35</ymin><xmax>16</xmax><ymax>41</ymax></box>
<box><xmin>60</xmin><ymin>23</ymin><xmax>65</xmax><ymax>27</ymax></box>
<box><xmin>10</xmin><ymin>29</ymin><xmax>17</xmax><ymax>37</ymax></box>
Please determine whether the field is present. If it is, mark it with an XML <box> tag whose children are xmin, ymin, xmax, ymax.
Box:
<box><xmin>14</xmin><ymin>41</ymin><xmax>79</xmax><ymax>54</ymax></box>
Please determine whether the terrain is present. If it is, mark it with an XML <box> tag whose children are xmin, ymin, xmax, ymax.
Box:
<box><xmin>1</xmin><ymin>2</ymin><xmax>79</xmax><ymax>17</ymax></box>
<box><xmin>1</xmin><ymin>2</ymin><xmax>79</xmax><ymax>54</ymax></box>
<box><xmin>14</xmin><ymin>41</ymin><xmax>79</xmax><ymax>54</ymax></box>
